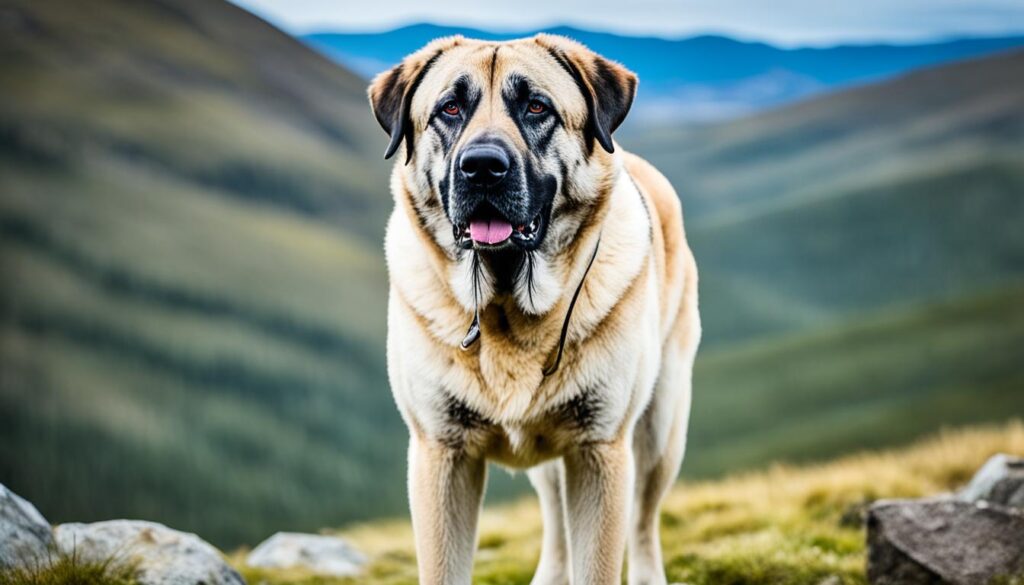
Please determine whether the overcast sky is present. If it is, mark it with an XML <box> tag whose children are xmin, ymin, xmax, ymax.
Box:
<box><xmin>230</xmin><ymin>0</ymin><xmax>1024</xmax><ymax>46</ymax></box>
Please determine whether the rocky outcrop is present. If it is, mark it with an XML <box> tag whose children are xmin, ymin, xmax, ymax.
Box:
<box><xmin>867</xmin><ymin>497</ymin><xmax>1024</xmax><ymax>584</ymax></box>
<box><xmin>957</xmin><ymin>453</ymin><xmax>1024</xmax><ymax>508</ymax></box>
<box><xmin>2</xmin><ymin>482</ymin><xmax>370</xmax><ymax>583</ymax></box>
<box><xmin>0</xmin><ymin>483</ymin><xmax>53</xmax><ymax>568</ymax></box>
<box><xmin>867</xmin><ymin>454</ymin><xmax>1024</xmax><ymax>585</ymax></box>
<box><xmin>246</xmin><ymin>532</ymin><xmax>366</xmax><ymax>576</ymax></box>
<box><xmin>54</xmin><ymin>520</ymin><xmax>245</xmax><ymax>585</ymax></box>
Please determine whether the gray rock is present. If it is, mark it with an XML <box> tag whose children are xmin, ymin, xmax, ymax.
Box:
<box><xmin>54</xmin><ymin>520</ymin><xmax>245</xmax><ymax>585</ymax></box>
<box><xmin>958</xmin><ymin>453</ymin><xmax>1024</xmax><ymax>508</ymax></box>
<box><xmin>0</xmin><ymin>483</ymin><xmax>53</xmax><ymax>568</ymax></box>
<box><xmin>246</xmin><ymin>532</ymin><xmax>365</xmax><ymax>577</ymax></box>
<box><xmin>867</xmin><ymin>497</ymin><xmax>1024</xmax><ymax>585</ymax></box>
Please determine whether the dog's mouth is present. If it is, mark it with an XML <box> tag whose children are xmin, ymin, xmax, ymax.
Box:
<box><xmin>454</xmin><ymin>202</ymin><xmax>542</xmax><ymax>250</ymax></box>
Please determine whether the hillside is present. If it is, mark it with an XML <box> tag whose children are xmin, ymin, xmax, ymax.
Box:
<box><xmin>625</xmin><ymin>49</ymin><xmax>1024</xmax><ymax>345</ymax></box>
<box><xmin>236</xmin><ymin>422</ymin><xmax>1024</xmax><ymax>585</ymax></box>
<box><xmin>304</xmin><ymin>23</ymin><xmax>1024</xmax><ymax>121</ymax></box>
<box><xmin>627</xmin><ymin>50</ymin><xmax>1024</xmax><ymax>477</ymax></box>
<box><xmin>0</xmin><ymin>0</ymin><xmax>399</xmax><ymax>547</ymax></box>
<box><xmin>688</xmin><ymin>285</ymin><xmax>1024</xmax><ymax>477</ymax></box>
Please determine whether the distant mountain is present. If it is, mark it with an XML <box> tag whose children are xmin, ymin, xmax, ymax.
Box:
<box><xmin>304</xmin><ymin>23</ymin><xmax>1024</xmax><ymax>121</ymax></box>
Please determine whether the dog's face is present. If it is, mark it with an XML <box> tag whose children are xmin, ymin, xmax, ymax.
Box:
<box><xmin>370</xmin><ymin>34</ymin><xmax>636</xmax><ymax>312</ymax></box>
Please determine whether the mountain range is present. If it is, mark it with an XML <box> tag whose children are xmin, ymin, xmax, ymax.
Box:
<box><xmin>1</xmin><ymin>0</ymin><xmax>1021</xmax><ymax>548</ymax></box>
<box><xmin>304</xmin><ymin>23</ymin><xmax>1024</xmax><ymax>121</ymax></box>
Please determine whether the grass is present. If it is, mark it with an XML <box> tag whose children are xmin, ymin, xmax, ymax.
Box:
<box><xmin>0</xmin><ymin>551</ymin><xmax>138</xmax><ymax>585</ymax></box>
<box><xmin>231</xmin><ymin>420</ymin><xmax>1024</xmax><ymax>585</ymax></box>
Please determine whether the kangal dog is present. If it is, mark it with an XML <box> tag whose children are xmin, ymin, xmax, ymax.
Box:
<box><xmin>368</xmin><ymin>33</ymin><xmax>700</xmax><ymax>585</ymax></box>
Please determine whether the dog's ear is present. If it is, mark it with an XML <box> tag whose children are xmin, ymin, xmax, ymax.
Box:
<box><xmin>368</xmin><ymin>37</ymin><xmax>460</xmax><ymax>163</ymax></box>
<box><xmin>368</xmin><ymin>63</ymin><xmax>411</xmax><ymax>161</ymax></box>
<box><xmin>536</xmin><ymin>34</ymin><xmax>637</xmax><ymax>153</ymax></box>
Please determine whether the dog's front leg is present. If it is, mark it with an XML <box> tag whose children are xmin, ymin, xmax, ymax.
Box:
<box><xmin>408</xmin><ymin>435</ymin><xmax>487</xmax><ymax>585</ymax></box>
<box><xmin>563</xmin><ymin>439</ymin><xmax>634</xmax><ymax>585</ymax></box>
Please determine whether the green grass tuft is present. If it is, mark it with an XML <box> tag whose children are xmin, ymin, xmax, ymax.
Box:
<box><xmin>0</xmin><ymin>550</ymin><xmax>138</xmax><ymax>585</ymax></box>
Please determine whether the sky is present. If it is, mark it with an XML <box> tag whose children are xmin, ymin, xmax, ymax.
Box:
<box><xmin>230</xmin><ymin>0</ymin><xmax>1024</xmax><ymax>46</ymax></box>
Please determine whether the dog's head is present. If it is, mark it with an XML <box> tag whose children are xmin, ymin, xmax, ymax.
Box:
<box><xmin>369</xmin><ymin>35</ymin><xmax>636</xmax><ymax>313</ymax></box>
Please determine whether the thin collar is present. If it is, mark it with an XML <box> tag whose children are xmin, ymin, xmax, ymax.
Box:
<box><xmin>541</xmin><ymin>234</ymin><xmax>601</xmax><ymax>376</ymax></box>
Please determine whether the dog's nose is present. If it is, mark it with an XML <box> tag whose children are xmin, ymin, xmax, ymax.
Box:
<box><xmin>459</xmin><ymin>145</ymin><xmax>509</xmax><ymax>187</ymax></box>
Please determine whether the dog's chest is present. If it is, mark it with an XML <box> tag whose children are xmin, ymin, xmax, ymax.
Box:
<box><xmin>438</xmin><ymin>383</ymin><xmax>611</xmax><ymax>468</ymax></box>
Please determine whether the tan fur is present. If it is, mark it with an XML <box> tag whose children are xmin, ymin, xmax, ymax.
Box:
<box><xmin>370</xmin><ymin>34</ymin><xmax>700</xmax><ymax>585</ymax></box>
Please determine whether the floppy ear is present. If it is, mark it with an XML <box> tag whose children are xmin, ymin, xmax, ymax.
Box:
<box><xmin>582</xmin><ymin>56</ymin><xmax>637</xmax><ymax>153</ymax></box>
<box><xmin>537</xmin><ymin>35</ymin><xmax>637</xmax><ymax>153</ymax></box>
<box><xmin>367</xmin><ymin>37</ymin><xmax>459</xmax><ymax>163</ymax></box>
<box><xmin>367</xmin><ymin>63</ymin><xmax>411</xmax><ymax>161</ymax></box>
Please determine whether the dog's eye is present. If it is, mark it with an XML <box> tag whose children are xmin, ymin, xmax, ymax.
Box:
<box><xmin>442</xmin><ymin>101</ymin><xmax>460</xmax><ymax>116</ymax></box>
<box><xmin>527</xmin><ymin>100</ymin><xmax>547</xmax><ymax>115</ymax></box>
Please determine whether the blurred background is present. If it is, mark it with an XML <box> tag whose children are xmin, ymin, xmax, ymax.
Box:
<box><xmin>1</xmin><ymin>0</ymin><xmax>1022</xmax><ymax>550</ymax></box>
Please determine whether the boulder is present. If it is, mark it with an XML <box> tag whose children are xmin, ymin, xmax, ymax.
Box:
<box><xmin>246</xmin><ymin>532</ymin><xmax>366</xmax><ymax>577</ymax></box>
<box><xmin>54</xmin><ymin>520</ymin><xmax>245</xmax><ymax>585</ymax></box>
<box><xmin>0</xmin><ymin>483</ymin><xmax>53</xmax><ymax>568</ymax></box>
<box><xmin>867</xmin><ymin>497</ymin><xmax>1024</xmax><ymax>585</ymax></box>
<box><xmin>957</xmin><ymin>453</ymin><xmax>1024</xmax><ymax>508</ymax></box>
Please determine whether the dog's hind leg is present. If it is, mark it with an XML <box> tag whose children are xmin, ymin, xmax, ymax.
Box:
<box><xmin>527</xmin><ymin>459</ymin><xmax>571</xmax><ymax>585</ymax></box>
<box><xmin>628</xmin><ymin>340</ymin><xmax>694</xmax><ymax>585</ymax></box>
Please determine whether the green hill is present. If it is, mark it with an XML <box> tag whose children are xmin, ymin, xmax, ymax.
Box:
<box><xmin>1</xmin><ymin>0</ymin><xmax>1022</xmax><ymax>550</ymax></box>
<box><xmin>688</xmin><ymin>284</ymin><xmax>1024</xmax><ymax>477</ymax></box>
<box><xmin>622</xmin><ymin>50</ymin><xmax>1024</xmax><ymax>482</ymax></box>
<box><xmin>0</xmin><ymin>0</ymin><xmax>400</xmax><ymax>547</ymax></box>
<box><xmin>625</xmin><ymin>49</ymin><xmax>1024</xmax><ymax>345</ymax></box>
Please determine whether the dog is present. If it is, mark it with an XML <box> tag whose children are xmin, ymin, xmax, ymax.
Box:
<box><xmin>368</xmin><ymin>34</ymin><xmax>700</xmax><ymax>585</ymax></box>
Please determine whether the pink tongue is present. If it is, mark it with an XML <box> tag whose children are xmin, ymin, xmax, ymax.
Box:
<box><xmin>469</xmin><ymin>218</ymin><xmax>513</xmax><ymax>245</ymax></box>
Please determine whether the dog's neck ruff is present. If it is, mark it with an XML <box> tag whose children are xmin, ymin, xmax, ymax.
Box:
<box><xmin>459</xmin><ymin>235</ymin><xmax>602</xmax><ymax>377</ymax></box>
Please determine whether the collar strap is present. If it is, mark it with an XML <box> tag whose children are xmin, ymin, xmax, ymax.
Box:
<box><xmin>459</xmin><ymin>235</ymin><xmax>602</xmax><ymax>378</ymax></box>
<box><xmin>542</xmin><ymin>234</ymin><xmax>601</xmax><ymax>376</ymax></box>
